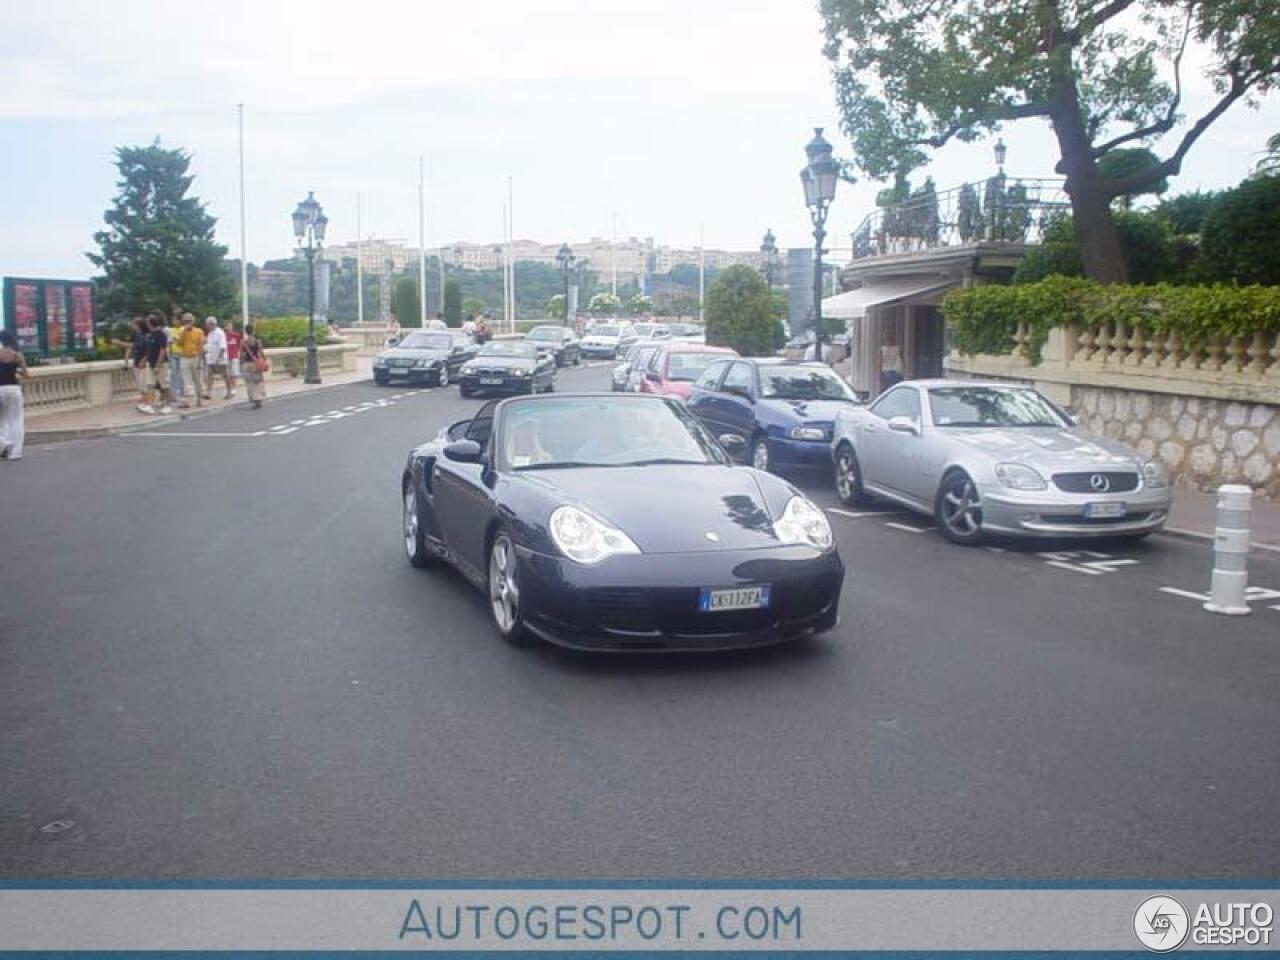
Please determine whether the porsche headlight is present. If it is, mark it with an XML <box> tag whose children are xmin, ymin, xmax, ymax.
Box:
<box><xmin>773</xmin><ymin>495</ymin><xmax>833</xmax><ymax>551</ymax></box>
<box><xmin>1141</xmin><ymin>460</ymin><xmax>1169</xmax><ymax>489</ymax></box>
<box><xmin>790</xmin><ymin>425</ymin><xmax>826</xmax><ymax>441</ymax></box>
<box><xmin>549</xmin><ymin>506</ymin><xmax>641</xmax><ymax>565</ymax></box>
<box><xmin>994</xmin><ymin>462</ymin><xmax>1048</xmax><ymax>491</ymax></box>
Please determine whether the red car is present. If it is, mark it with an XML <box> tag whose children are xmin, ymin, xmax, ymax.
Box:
<box><xmin>638</xmin><ymin>343</ymin><xmax>738</xmax><ymax>401</ymax></box>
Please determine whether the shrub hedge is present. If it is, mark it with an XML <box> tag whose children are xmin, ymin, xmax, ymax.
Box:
<box><xmin>252</xmin><ymin>316</ymin><xmax>336</xmax><ymax>348</ymax></box>
<box><xmin>941</xmin><ymin>278</ymin><xmax>1280</xmax><ymax>365</ymax></box>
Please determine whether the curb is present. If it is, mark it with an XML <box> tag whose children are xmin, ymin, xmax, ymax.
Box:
<box><xmin>26</xmin><ymin>376</ymin><xmax>372</xmax><ymax>446</ymax></box>
<box><xmin>1159</xmin><ymin>525</ymin><xmax>1280</xmax><ymax>556</ymax></box>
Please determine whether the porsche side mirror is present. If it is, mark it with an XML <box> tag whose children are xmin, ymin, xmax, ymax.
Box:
<box><xmin>719</xmin><ymin>434</ymin><xmax>746</xmax><ymax>454</ymax></box>
<box><xmin>444</xmin><ymin>439</ymin><xmax>485</xmax><ymax>463</ymax></box>
<box><xmin>887</xmin><ymin>415</ymin><xmax>921</xmax><ymax>436</ymax></box>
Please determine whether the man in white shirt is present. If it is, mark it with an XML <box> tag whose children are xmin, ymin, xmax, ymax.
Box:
<box><xmin>203</xmin><ymin>317</ymin><xmax>231</xmax><ymax>399</ymax></box>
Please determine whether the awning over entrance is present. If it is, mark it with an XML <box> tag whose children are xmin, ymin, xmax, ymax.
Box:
<box><xmin>822</xmin><ymin>277</ymin><xmax>956</xmax><ymax>319</ymax></box>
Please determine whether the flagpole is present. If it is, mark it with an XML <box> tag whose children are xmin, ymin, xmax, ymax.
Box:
<box><xmin>507</xmin><ymin>174</ymin><xmax>515</xmax><ymax>332</ymax></box>
<box><xmin>698</xmin><ymin>222</ymin><xmax>705</xmax><ymax>325</ymax></box>
<box><xmin>418</xmin><ymin>155</ymin><xmax>427</xmax><ymax>328</ymax></box>
<box><xmin>356</xmin><ymin>192</ymin><xmax>364</xmax><ymax>325</ymax></box>
<box><xmin>502</xmin><ymin>200</ymin><xmax>510</xmax><ymax>330</ymax></box>
<box><xmin>237</xmin><ymin>103</ymin><xmax>249</xmax><ymax>333</ymax></box>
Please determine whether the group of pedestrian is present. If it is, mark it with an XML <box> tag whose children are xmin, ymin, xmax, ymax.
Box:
<box><xmin>119</xmin><ymin>310</ymin><xmax>269</xmax><ymax>413</ymax></box>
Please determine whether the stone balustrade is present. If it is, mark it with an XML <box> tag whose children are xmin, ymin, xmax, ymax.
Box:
<box><xmin>945</xmin><ymin>323</ymin><xmax>1280</xmax><ymax>497</ymax></box>
<box><xmin>22</xmin><ymin>343</ymin><xmax>359</xmax><ymax>418</ymax></box>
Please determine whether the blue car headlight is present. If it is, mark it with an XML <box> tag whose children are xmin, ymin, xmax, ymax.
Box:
<box><xmin>550</xmin><ymin>506</ymin><xmax>641</xmax><ymax>565</ymax></box>
<box><xmin>994</xmin><ymin>462</ymin><xmax>1048</xmax><ymax>491</ymax></box>
<box><xmin>790</xmin><ymin>425</ymin><xmax>826</xmax><ymax>441</ymax></box>
<box><xmin>773</xmin><ymin>495</ymin><xmax>833</xmax><ymax>551</ymax></box>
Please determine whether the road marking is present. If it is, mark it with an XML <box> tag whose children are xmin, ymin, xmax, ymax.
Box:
<box><xmin>885</xmin><ymin>521</ymin><xmax>930</xmax><ymax>534</ymax></box>
<box><xmin>1038</xmin><ymin>550</ymin><xmax>1138</xmax><ymax>576</ymax></box>
<box><xmin>1160</xmin><ymin>585</ymin><xmax>1280</xmax><ymax>613</ymax></box>
<box><xmin>828</xmin><ymin>508</ymin><xmax>889</xmax><ymax>519</ymax></box>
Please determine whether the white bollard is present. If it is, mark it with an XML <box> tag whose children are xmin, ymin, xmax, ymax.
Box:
<box><xmin>1203</xmin><ymin>483</ymin><xmax>1252</xmax><ymax>616</ymax></box>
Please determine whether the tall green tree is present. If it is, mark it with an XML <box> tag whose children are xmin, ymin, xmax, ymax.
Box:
<box><xmin>545</xmin><ymin>294</ymin><xmax>567</xmax><ymax>319</ymax></box>
<box><xmin>820</xmin><ymin>0</ymin><xmax>1280</xmax><ymax>283</ymax></box>
<box><xmin>88</xmin><ymin>141</ymin><xmax>235</xmax><ymax>319</ymax></box>
<box><xmin>394</xmin><ymin>276</ymin><xmax>421</xmax><ymax>328</ymax></box>
<box><xmin>443</xmin><ymin>278</ymin><xmax>462</xmax><ymax>327</ymax></box>
<box><xmin>705</xmin><ymin>265</ymin><xmax>773</xmax><ymax>357</ymax></box>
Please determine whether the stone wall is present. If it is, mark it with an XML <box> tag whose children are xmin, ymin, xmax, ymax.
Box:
<box><xmin>1071</xmin><ymin>387</ymin><xmax>1279</xmax><ymax>499</ymax></box>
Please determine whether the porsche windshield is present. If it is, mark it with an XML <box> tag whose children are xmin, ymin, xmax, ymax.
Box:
<box><xmin>666</xmin><ymin>352</ymin><xmax>725</xmax><ymax>381</ymax></box>
<box><xmin>526</xmin><ymin>327</ymin><xmax>562</xmax><ymax>341</ymax></box>
<box><xmin>501</xmin><ymin>398</ymin><xmax>722</xmax><ymax>470</ymax></box>
<box><xmin>760</xmin><ymin>366</ymin><xmax>854</xmax><ymax>401</ymax></box>
<box><xmin>398</xmin><ymin>332</ymin><xmax>452</xmax><ymax>350</ymax></box>
<box><xmin>929</xmin><ymin>387</ymin><xmax>1066</xmax><ymax>427</ymax></box>
<box><xmin>590</xmin><ymin>325</ymin><xmax>620</xmax><ymax>337</ymax></box>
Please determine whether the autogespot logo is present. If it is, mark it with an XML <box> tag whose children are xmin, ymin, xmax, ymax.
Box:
<box><xmin>1134</xmin><ymin>895</ymin><xmax>1190</xmax><ymax>952</ymax></box>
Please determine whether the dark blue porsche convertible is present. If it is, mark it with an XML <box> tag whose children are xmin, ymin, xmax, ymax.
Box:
<box><xmin>400</xmin><ymin>394</ymin><xmax>844</xmax><ymax>651</ymax></box>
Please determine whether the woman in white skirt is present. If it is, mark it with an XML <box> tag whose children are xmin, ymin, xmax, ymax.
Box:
<box><xmin>240</xmin><ymin>323</ymin><xmax>268</xmax><ymax>409</ymax></box>
<box><xmin>0</xmin><ymin>331</ymin><xmax>29</xmax><ymax>461</ymax></box>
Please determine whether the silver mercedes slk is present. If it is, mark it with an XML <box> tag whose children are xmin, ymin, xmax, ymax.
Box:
<box><xmin>830</xmin><ymin>379</ymin><xmax>1173</xmax><ymax>544</ymax></box>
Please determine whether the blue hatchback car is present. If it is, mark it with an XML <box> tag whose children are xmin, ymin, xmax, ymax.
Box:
<box><xmin>686</xmin><ymin>357</ymin><xmax>862</xmax><ymax>473</ymax></box>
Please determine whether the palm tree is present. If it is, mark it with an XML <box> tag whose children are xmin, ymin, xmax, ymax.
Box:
<box><xmin>1256</xmin><ymin>134</ymin><xmax>1280</xmax><ymax>176</ymax></box>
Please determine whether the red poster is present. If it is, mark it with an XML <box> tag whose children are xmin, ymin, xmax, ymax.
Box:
<box><xmin>70</xmin><ymin>285</ymin><xmax>93</xmax><ymax>350</ymax></box>
<box><xmin>44</xmin><ymin>283</ymin><xmax>65</xmax><ymax>353</ymax></box>
<box><xmin>13</xmin><ymin>283</ymin><xmax>39</xmax><ymax>353</ymax></box>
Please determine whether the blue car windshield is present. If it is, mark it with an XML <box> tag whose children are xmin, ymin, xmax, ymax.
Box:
<box><xmin>501</xmin><ymin>397</ymin><xmax>722</xmax><ymax>470</ymax></box>
<box><xmin>759</xmin><ymin>366</ymin><xmax>854</xmax><ymax>401</ymax></box>
<box><xmin>929</xmin><ymin>387</ymin><xmax>1065</xmax><ymax>427</ymax></box>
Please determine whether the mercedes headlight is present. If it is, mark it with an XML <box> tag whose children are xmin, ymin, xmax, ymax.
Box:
<box><xmin>373</xmin><ymin>358</ymin><xmax>387</xmax><ymax>367</ymax></box>
<box><xmin>773</xmin><ymin>496</ymin><xmax>833</xmax><ymax>551</ymax></box>
<box><xmin>549</xmin><ymin>506</ymin><xmax>641</xmax><ymax>565</ymax></box>
<box><xmin>511</xmin><ymin>367</ymin><xmax>527</xmax><ymax>376</ymax></box>
<box><xmin>790</xmin><ymin>426</ymin><xmax>826</xmax><ymax>441</ymax></box>
<box><xmin>995</xmin><ymin>462</ymin><xmax>1047</xmax><ymax>491</ymax></box>
<box><xmin>1141</xmin><ymin>460</ymin><xmax>1169</xmax><ymax>489</ymax></box>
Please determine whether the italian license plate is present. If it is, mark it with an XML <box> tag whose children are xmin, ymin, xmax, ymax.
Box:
<box><xmin>1084</xmin><ymin>501</ymin><xmax>1127</xmax><ymax>519</ymax></box>
<box><xmin>699</xmin><ymin>585</ymin><xmax>770</xmax><ymax>612</ymax></box>
<box><xmin>480</xmin><ymin>377</ymin><xmax>503</xmax><ymax>385</ymax></box>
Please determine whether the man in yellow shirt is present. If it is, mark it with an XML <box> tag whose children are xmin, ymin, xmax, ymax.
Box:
<box><xmin>175</xmin><ymin>313</ymin><xmax>206</xmax><ymax>407</ymax></box>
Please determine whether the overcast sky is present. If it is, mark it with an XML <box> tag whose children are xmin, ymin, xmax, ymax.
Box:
<box><xmin>4</xmin><ymin>0</ymin><xmax>1279</xmax><ymax>280</ymax></box>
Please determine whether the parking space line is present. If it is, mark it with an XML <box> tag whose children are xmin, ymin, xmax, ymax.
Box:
<box><xmin>829</xmin><ymin>508</ymin><xmax>891</xmax><ymax>519</ymax></box>
<box><xmin>885</xmin><ymin>521</ymin><xmax>931</xmax><ymax>534</ymax></box>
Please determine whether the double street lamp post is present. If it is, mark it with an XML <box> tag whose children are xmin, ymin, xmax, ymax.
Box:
<box><xmin>800</xmin><ymin>128</ymin><xmax>839</xmax><ymax>362</ymax></box>
<box><xmin>291</xmin><ymin>191</ymin><xmax>328</xmax><ymax>384</ymax></box>
<box><xmin>556</xmin><ymin>243</ymin><xmax>575</xmax><ymax>327</ymax></box>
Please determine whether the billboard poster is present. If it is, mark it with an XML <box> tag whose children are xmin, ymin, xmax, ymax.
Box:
<box><xmin>12</xmin><ymin>281</ymin><xmax>40</xmax><ymax>353</ymax></box>
<box><xmin>43</xmin><ymin>282</ymin><xmax>67</xmax><ymax>353</ymax></box>
<box><xmin>70</xmin><ymin>284</ymin><xmax>94</xmax><ymax>350</ymax></box>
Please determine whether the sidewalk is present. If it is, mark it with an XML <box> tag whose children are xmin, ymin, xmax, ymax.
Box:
<box><xmin>1167</xmin><ymin>486</ymin><xmax>1280</xmax><ymax>551</ymax></box>
<box><xmin>27</xmin><ymin>357</ymin><xmax>374</xmax><ymax>443</ymax></box>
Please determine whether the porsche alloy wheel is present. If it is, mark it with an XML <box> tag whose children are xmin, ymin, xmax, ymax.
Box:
<box><xmin>834</xmin><ymin>443</ymin><xmax>867</xmax><ymax>507</ymax></box>
<box><xmin>404</xmin><ymin>486</ymin><xmax>432</xmax><ymax>567</ymax></box>
<box><xmin>751</xmin><ymin>438</ymin><xmax>770</xmax><ymax>472</ymax></box>
<box><xmin>437</xmin><ymin>364</ymin><xmax>450</xmax><ymax>388</ymax></box>
<box><xmin>488</xmin><ymin>532</ymin><xmax>532</xmax><ymax>645</ymax></box>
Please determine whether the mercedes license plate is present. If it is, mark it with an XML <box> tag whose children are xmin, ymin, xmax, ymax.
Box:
<box><xmin>699</xmin><ymin>585</ymin><xmax>770</xmax><ymax>613</ymax></box>
<box><xmin>479</xmin><ymin>377</ymin><xmax>503</xmax><ymax>385</ymax></box>
<box><xmin>1084</xmin><ymin>501</ymin><xmax>1127</xmax><ymax>519</ymax></box>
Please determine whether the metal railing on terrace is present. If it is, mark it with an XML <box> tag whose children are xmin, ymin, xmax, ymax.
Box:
<box><xmin>850</xmin><ymin>176</ymin><xmax>1069</xmax><ymax>261</ymax></box>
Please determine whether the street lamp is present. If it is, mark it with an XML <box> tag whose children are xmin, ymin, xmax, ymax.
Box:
<box><xmin>555</xmin><ymin>243</ymin><xmax>575</xmax><ymax>326</ymax></box>
<box><xmin>291</xmin><ymin>190</ymin><xmax>327</xmax><ymax>384</ymax></box>
<box><xmin>759</xmin><ymin>228</ymin><xmax>778</xmax><ymax>292</ymax></box>
<box><xmin>994</xmin><ymin>137</ymin><xmax>1008</xmax><ymax>173</ymax></box>
<box><xmin>801</xmin><ymin>128</ymin><xmax>838</xmax><ymax>362</ymax></box>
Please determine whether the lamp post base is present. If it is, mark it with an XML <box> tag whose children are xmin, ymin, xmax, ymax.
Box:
<box><xmin>303</xmin><ymin>335</ymin><xmax>321</xmax><ymax>385</ymax></box>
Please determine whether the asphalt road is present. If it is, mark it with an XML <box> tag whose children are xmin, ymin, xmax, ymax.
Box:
<box><xmin>2</xmin><ymin>362</ymin><xmax>1278</xmax><ymax>881</ymax></box>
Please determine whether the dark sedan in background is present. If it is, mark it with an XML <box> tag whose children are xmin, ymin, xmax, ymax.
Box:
<box><xmin>687</xmin><ymin>358</ymin><xmax>860</xmax><ymax>473</ymax></box>
<box><xmin>525</xmin><ymin>325</ymin><xmax>582</xmax><ymax>367</ymax></box>
<box><xmin>373</xmin><ymin>330</ymin><xmax>478</xmax><ymax>387</ymax></box>
<box><xmin>458</xmin><ymin>341</ymin><xmax>557</xmax><ymax>397</ymax></box>
<box><xmin>400</xmin><ymin>394</ymin><xmax>843</xmax><ymax>651</ymax></box>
